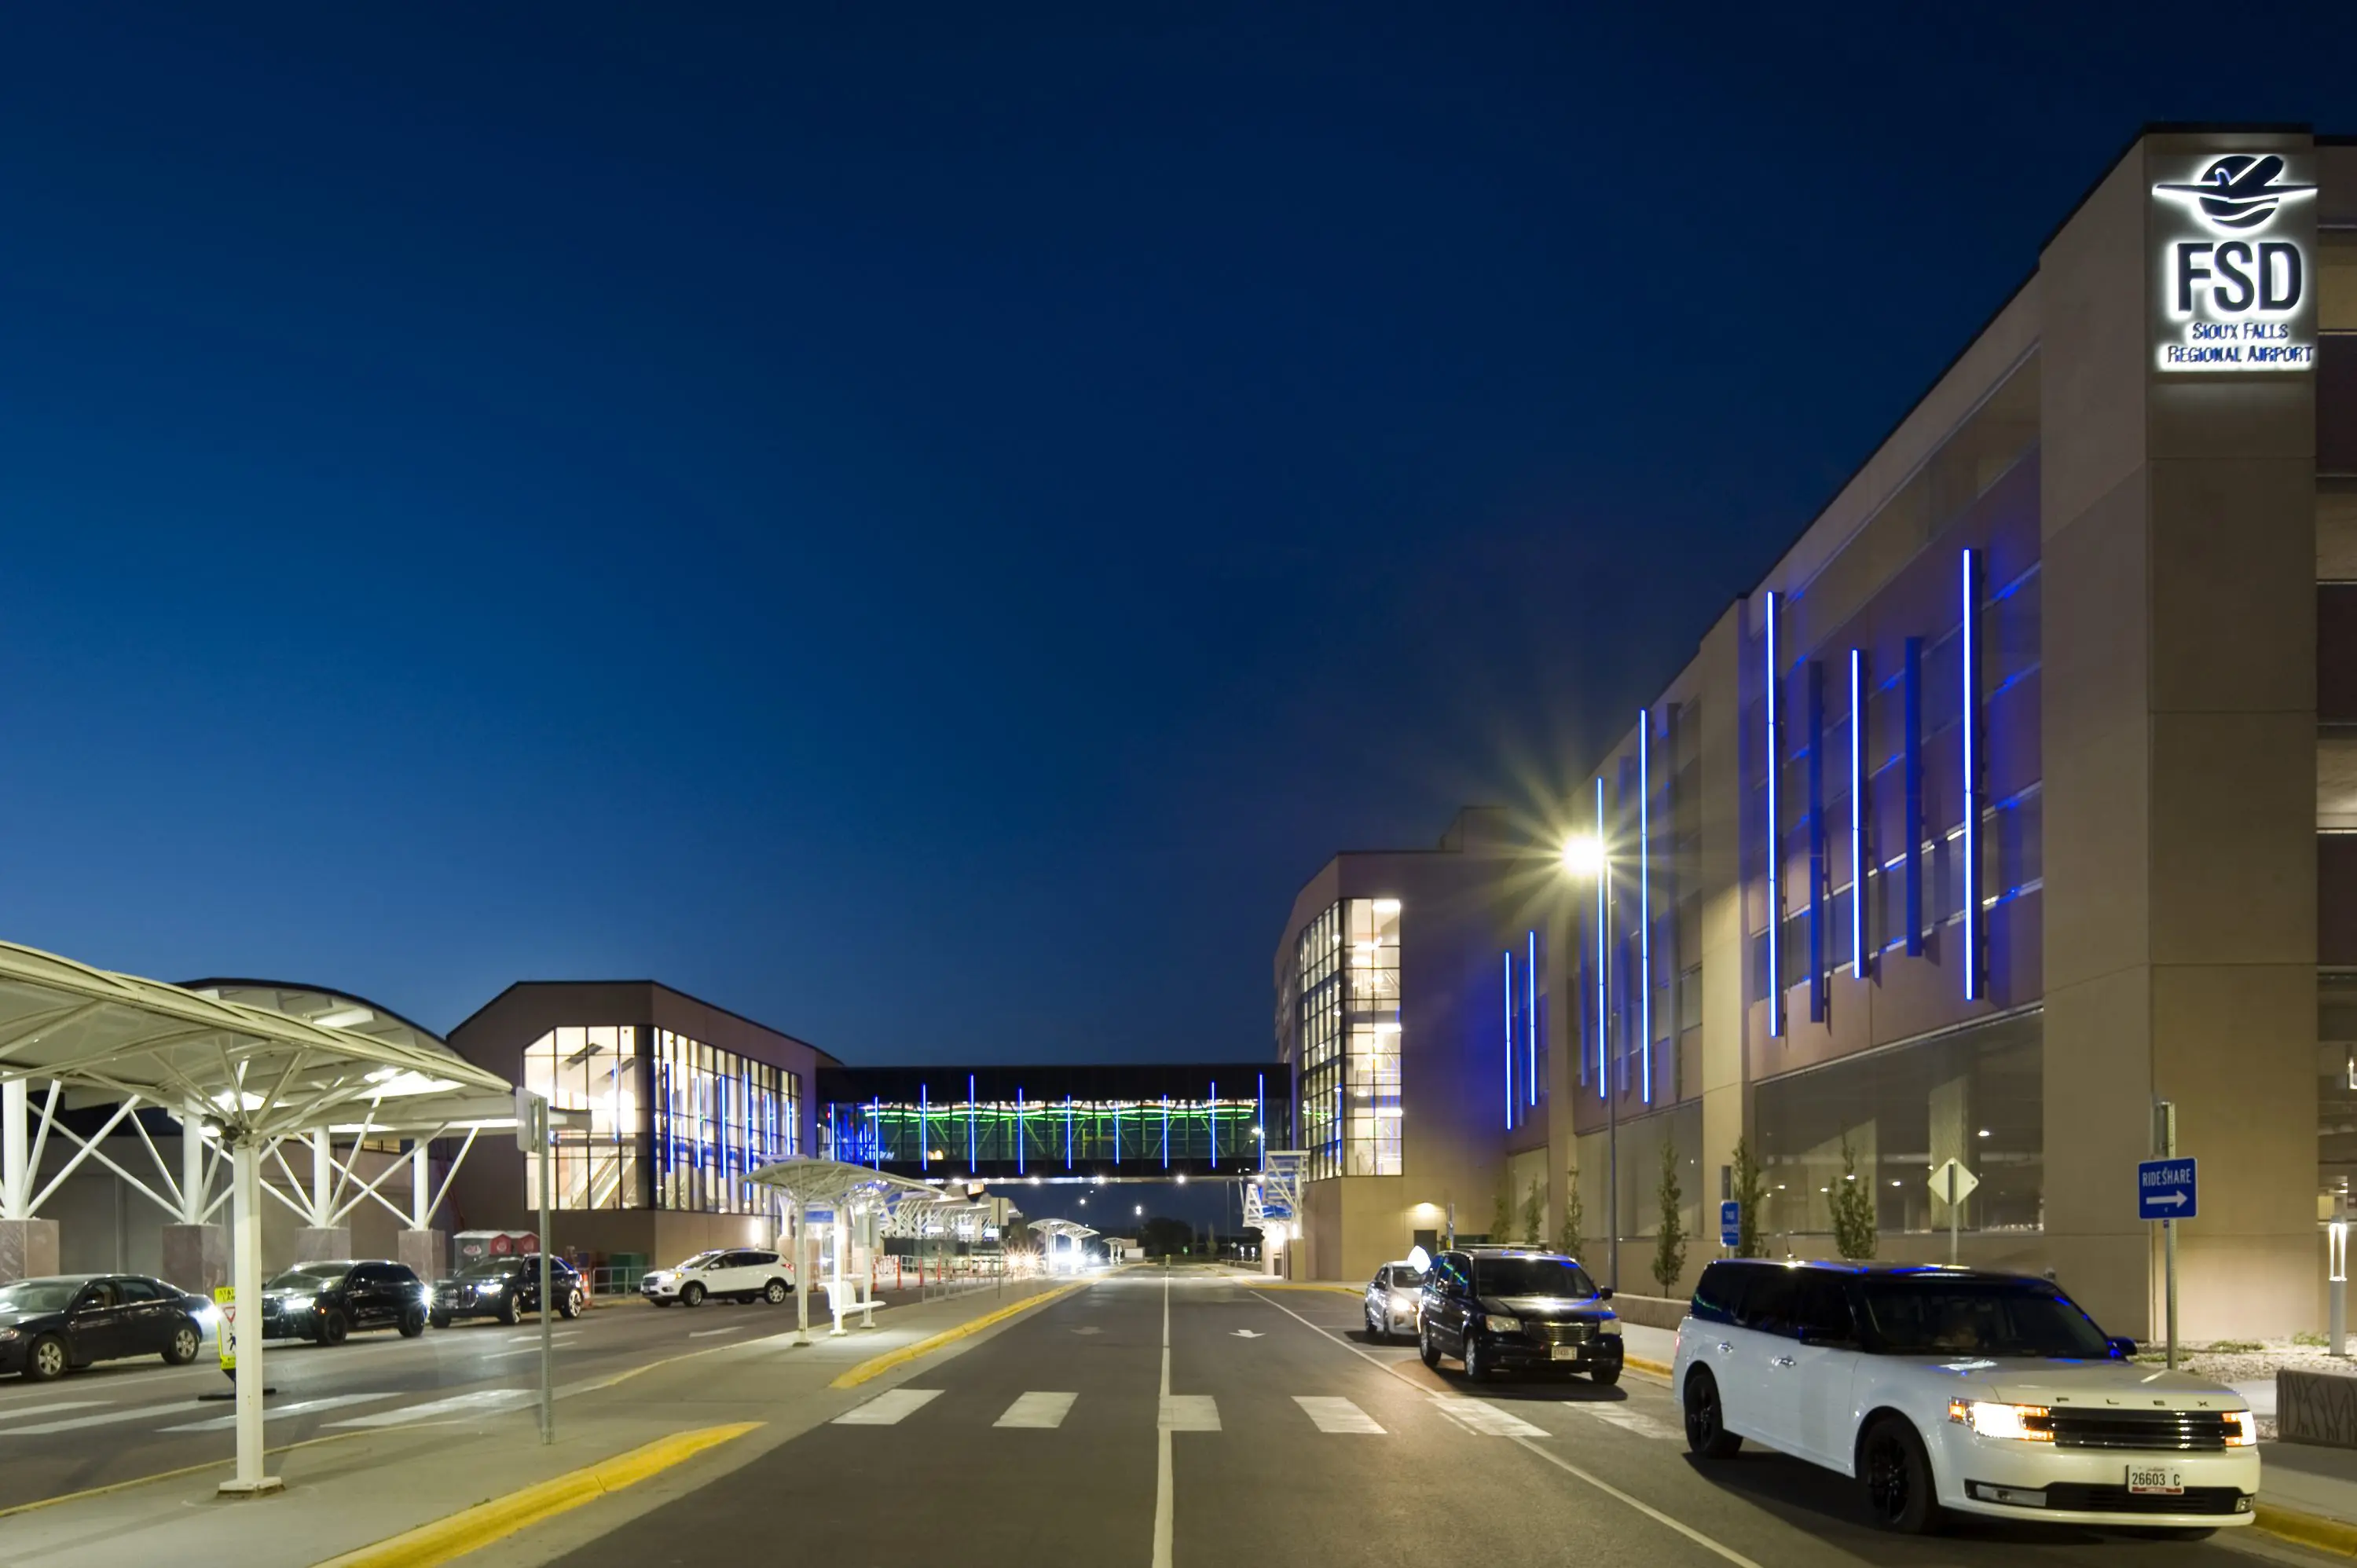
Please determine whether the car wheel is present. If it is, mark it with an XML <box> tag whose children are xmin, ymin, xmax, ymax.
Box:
<box><xmin>497</xmin><ymin>1293</ymin><xmax>523</xmax><ymax>1327</ymax></box>
<box><xmin>1860</xmin><ymin>1416</ymin><xmax>1944</xmax><ymax>1534</ymax></box>
<box><xmin>764</xmin><ymin>1279</ymin><xmax>789</xmax><ymax>1306</ymax></box>
<box><xmin>1463</xmin><ymin>1335</ymin><xmax>1490</xmax><ymax>1382</ymax></box>
<box><xmin>559</xmin><ymin>1288</ymin><xmax>585</xmax><ymax>1320</ymax></box>
<box><xmin>398</xmin><ymin>1307</ymin><xmax>427</xmax><ymax>1339</ymax></box>
<box><xmin>1590</xmin><ymin>1361</ymin><xmax>1622</xmax><ymax>1387</ymax></box>
<box><xmin>428</xmin><ymin>1311</ymin><xmax>452</xmax><ymax>1330</ymax></box>
<box><xmin>681</xmin><ymin>1282</ymin><xmax>705</xmax><ymax>1308</ymax></box>
<box><xmin>317</xmin><ymin>1308</ymin><xmax>350</xmax><ymax>1346</ymax></box>
<box><xmin>1418</xmin><ymin>1321</ymin><xmax>1441</xmax><ymax>1369</ymax></box>
<box><xmin>24</xmin><ymin>1333</ymin><xmax>68</xmax><ymax>1382</ymax></box>
<box><xmin>163</xmin><ymin>1320</ymin><xmax>202</xmax><ymax>1365</ymax></box>
<box><xmin>1681</xmin><ymin>1368</ymin><xmax>1743</xmax><ymax>1458</ymax></box>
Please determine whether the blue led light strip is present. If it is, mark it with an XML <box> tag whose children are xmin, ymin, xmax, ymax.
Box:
<box><xmin>1502</xmin><ymin>950</ymin><xmax>1515</xmax><ymax>1130</ymax></box>
<box><xmin>1210</xmin><ymin>1079</ymin><xmax>1218</xmax><ymax>1168</ymax></box>
<box><xmin>1594</xmin><ymin>776</ymin><xmax>1607</xmax><ymax>1098</ymax></box>
<box><xmin>1065</xmin><ymin>1094</ymin><xmax>1074</xmax><ymax>1170</ymax></box>
<box><xmin>920</xmin><ymin>1083</ymin><xmax>929</xmax><ymax>1171</ymax></box>
<box><xmin>1850</xmin><ymin>648</ymin><xmax>1867</xmax><ymax>979</ymax></box>
<box><xmin>1639</xmin><ymin>713</ymin><xmax>1651</xmax><ymax>1102</ymax></box>
<box><xmin>966</xmin><ymin>1073</ymin><xmax>977</xmax><ymax>1171</ymax></box>
<box><xmin>1961</xmin><ymin>548</ymin><xmax>1981</xmax><ymax>1001</ymax></box>
<box><xmin>1257</xmin><ymin>1073</ymin><xmax>1266</xmax><ymax>1170</ymax></box>
<box><xmin>870</xmin><ymin>1096</ymin><xmax>882</xmax><ymax>1169</ymax></box>
<box><xmin>1161</xmin><ymin>1095</ymin><xmax>1171</xmax><ymax>1169</ymax></box>
<box><xmin>1016</xmin><ymin>1087</ymin><xmax>1025</xmax><ymax>1175</ymax></box>
<box><xmin>1765</xmin><ymin>589</ymin><xmax>1782</xmax><ymax>1039</ymax></box>
<box><xmin>1526</xmin><ymin>929</ymin><xmax>1538</xmax><ymax>1108</ymax></box>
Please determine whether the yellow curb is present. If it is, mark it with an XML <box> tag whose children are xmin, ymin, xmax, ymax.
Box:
<box><xmin>1625</xmin><ymin>1355</ymin><xmax>1672</xmax><ymax>1378</ymax></box>
<box><xmin>310</xmin><ymin>1423</ymin><xmax>761</xmax><ymax>1568</ymax></box>
<box><xmin>2257</xmin><ymin>1503</ymin><xmax>2357</xmax><ymax>1557</ymax></box>
<box><xmin>831</xmin><ymin>1283</ymin><xmax>1085</xmax><ymax>1388</ymax></box>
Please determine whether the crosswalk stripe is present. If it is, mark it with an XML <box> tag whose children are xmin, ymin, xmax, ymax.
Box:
<box><xmin>8</xmin><ymin>1400</ymin><xmax>210</xmax><ymax>1437</ymax></box>
<box><xmin>834</xmin><ymin>1388</ymin><xmax>944</xmax><ymax>1426</ymax></box>
<box><xmin>326</xmin><ymin>1388</ymin><xmax>534</xmax><ymax>1428</ymax></box>
<box><xmin>0</xmin><ymin>1399</ymin><xmax>108</xmax><ymax>1421</ymax></box>
<box><xmin>1293</xmin><ymin>1396</ymin><xmax>1385</xmax><ymax>1434</ymax></box>
<box><xmin>1574</xmin><ymin>1405</ymin><xmax>1682</xmax><ymax>1442</ymax></box>
<box><xmin>994</xmin><ymin>1392</ymin><xmax>1077</xmax><ymax>1429</ymax></box>
<box><xmin>1158</xmin><ymin>1394</ymin><xmax>1219</xmax><ymax>1431</ymax></box>
<box><xmin>1434</xmin><ymin>1398</ymin><xmax>1549</xmax><ymax>1438</ymax></box>
<box><xmin>161</xmin><ymin>1393</ymin><xmax>392</xmax><ymax>1432</ymax></box>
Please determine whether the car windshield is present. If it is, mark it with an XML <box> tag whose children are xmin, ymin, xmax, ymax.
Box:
<box><xmin>1472</xmin><ymin>1257</ymin><xmax>1596</xmax><ymax>1299</ymax></box>
<box><xmin>1859</xmin><ymin>1279</ymin><xmax>2112</xmax><ymax>1358</ymax></box>
<box><xmin>1387</xmin><ymin>1266</ymin><xmax>1424</xmax><ymax>1288</ymax></box>
<box><xmin>675</xmin><ymin>1251</ymin><xmax>724</xmax><ymax>1270</ymax></box>
<box><xmin>456</xmin><ymin>1260</ymin><xmax>525</xmax><ymax>1280</ymax></box>
<box><xmin>266</xmin><ymin>1264</ymin><xmax>349</xmax><ymax>1289</ymax></box>
<box><xmin>0</xmin><ymin>1281</ymin><xmax>78</xmax><ymax>1313</ymax></box>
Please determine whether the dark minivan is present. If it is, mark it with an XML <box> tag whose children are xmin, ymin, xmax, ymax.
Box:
<box><xmin>1417</xmin><ymin>1246</ymin><xmax>1623</xmax><ymax>1383</ymax></box>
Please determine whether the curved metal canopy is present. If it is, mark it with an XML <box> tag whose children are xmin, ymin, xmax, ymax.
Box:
<box><xmin>749</xmin><ymin>1156</ymin><xmax>940</xmax><ymax>1209</ymax></box>
<box><xmin>0</xmin><ymin>939</ymin><xmax>515</xmax><ymax>1141</ymax></box>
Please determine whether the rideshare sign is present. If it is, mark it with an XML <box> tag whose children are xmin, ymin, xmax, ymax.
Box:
<box><xmin>1720</xmin><ymin>1200</ymin><xmax>1741</xmax><ymax>1249</ymax></box>
<box><xmin>2138</xmin><ymin>1158</ymin><xmax>2198</xmax><ymax>1222</ymax></box>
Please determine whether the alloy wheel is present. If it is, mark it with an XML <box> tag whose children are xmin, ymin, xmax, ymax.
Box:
<box><xmin>1864</xmin><ymin>1431</ymin><xmax>1909</xmax><ymax>1524</ymax></box>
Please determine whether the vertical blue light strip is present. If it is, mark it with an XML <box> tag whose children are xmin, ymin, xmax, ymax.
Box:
<box><xmin>1016</xmin><ymin>1088</ymin><xmax>1025</xmax><ymax>1175</ymax></box>
<box><xmin>1527</xmin><ymin>929</ymin><xmax>1538</xmax><ymax>1107</ymax></box>
<box><xmin>1065</xmin><ymin>1094</ymin><xmax>1074</xmax><ymax>1171</ymax></box>
<box><xmin>1257</xmin><ymin>1073</ymin><xmax>1266</xmax><ymax>1169</ymax></box>
<box><xmin>1162</xmin><ymin>1095</ymin><xmax>1171</xmax><ymax>1169</ymax></box>
<box><xmin>827</xmin><ymin>1103</ymin><xmax>837</xmax><ymax>1164</ymax></box>
<box><xmin>871</xmin><ymin>1096</ymin><xmax>882</xmax><ymax>1169</ymax></box>
<box><xmin>1639</xmin><ymin>712</ymin><xmax>1651</xmax><ymax>1102</ymax></box>
<box><xmin>1765</xmin><ymin>589</ymin><xmax>1782</xmax><ymax>1039</ymax></box>
<box><xmin>920</xmin><ymin>1083</ymin><xmax>929</xmax><ymax>1171</ymax></box>
<box><xmin>967</xmin><ymin>1073</ymin><xmax>977</xmax><ymax>1171</ymax></box>
<box><xmin>1850</xmin><ymin>648</ymin><xmax>1867</xmax><ymax>979</ymax></box>
<box><xmin>1904</xmin><ymin>637</ymin><xmax>1925</xmax><ymax>956</ymax></box>
<box><xmin>1961</xmin><ymin>547</ymin><xmax>1981</xmax><ymax>1001</ymax></box>
<box><xmin>1210</xmin><ymin>1079</ymin><xmax>1218</xmax><ymax>1169</ymax></box>
<box><xmin>1594</xmin><ymin>775</ymin><xmax>1607</xmax><ymax>1097</ymax></box>
<box><xmin>1807</xmin><ymin>659</ymin><xmax>1826</xmax><ymax>1025</ymax></box>
<box><xmin>1503</xmin><ymin>950</ymin><xmax>1516</xmax><ymax>1130</ymax></box>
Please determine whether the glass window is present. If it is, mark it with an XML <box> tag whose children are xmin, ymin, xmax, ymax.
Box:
<box><xmin>643</xmin><ymin>1028</ymin><xmax>799</xmax><ymax>1217</ymax></box>
<box><xmin>1469</xmin><ymin>1256</ymin><xmax>1597</xmax><ymax>1299</ymax></box>
<box><xmin>1342</xmin><ymin>898</ymin><xmax>1402</xmax><ymax>1176</ymax></box>
<box><xmin>1858</xmin><ymin>1278</ymin><xmax>2109</xmax><ymax>1358</ymax></box>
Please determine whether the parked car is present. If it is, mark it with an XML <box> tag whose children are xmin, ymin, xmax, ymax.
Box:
<box><xmin>1672</xmin><ymin>1260</ymin><xmax>2259</xmax><ymax>1537</ymax></box>
<box><xmin>1363</xmin><ymin>1260</ymin><xmax>1426</xmax><ymax>1342</ymax></box>
<box><xmin>640</xmin><ymin>1247</ymin><xmax>794</xmax><ymax>1307</ymax></box>
<box><xmin>429</xmin><ymin>1255</ymin><xmax>585</xmax><ymax>1328</ymax></box>
<box><xmin>1416</xmin><ymin>1246</ymin><xmax>1622</xmax><ymax>1383</ymax></box>
<box><xmin>259</xmin><ymin>1259</ymin><xmax>428</xmax><ymax>1344</ymax></box>
<box><xmin>0</xmin><ymin>1273</ymin><xmax>210</xmax><ymax>1381</ymax></box>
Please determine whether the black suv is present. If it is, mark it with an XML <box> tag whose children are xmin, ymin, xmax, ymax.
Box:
<box><xmin>1417</xmin><ymin>1246</ymin><xmax>1623</xmax><ymax>1383</ymax></box>
<box><xmin>430</xmin><ymin>1255</ymin><xmax>586</xmax><ymax>1328</ymax></box>
<box><xmin>259</xmin><ymin>1259</ymin><xmax>428</xmax><ymax>1344</ymax></box>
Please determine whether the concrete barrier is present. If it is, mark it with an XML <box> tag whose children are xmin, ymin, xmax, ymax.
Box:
<box><xmin>1605</xmin><ymin>1291</ymin><xmax>1688</xmax><ymax>1332</ymax></box>
<box><xmin>2280</xmin><ymin>1369</ymin><xmax>2357</xmax><ymax>1448</ymax></box>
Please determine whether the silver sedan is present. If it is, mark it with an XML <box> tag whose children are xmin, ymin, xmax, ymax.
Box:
<box><xmin>1362</xmin><ymin>1261</ymin><xmax>1426</xmax><ymax>1342</ymax></box>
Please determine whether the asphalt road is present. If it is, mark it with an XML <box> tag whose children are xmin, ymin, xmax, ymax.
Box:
<box><xmin>550</xmin><ymin>1269</ymin><xmax>2333</xmax><ymax>1568</ymax></box>
<box><xmin>0</xmin><ymin>1286</ymin><xmax>852</xmax><ymax>1512</ymax></box>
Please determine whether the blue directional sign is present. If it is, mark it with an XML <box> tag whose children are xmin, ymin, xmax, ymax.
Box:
<box><xmin>2138</xmin><ymin>1158</ymin><xmax>2198</xmax><ymax>1222</ymax></box>
<box><xmin>1720</xmin><ymin>1200</ymin><xmax>1742</xmax><ymax>1248</ymax></box>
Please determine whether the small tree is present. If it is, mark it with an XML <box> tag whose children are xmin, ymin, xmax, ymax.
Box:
<box><xmin>1651</xmin><ymin>1141</ymin><xmax>1687</xmax><ymax>1295</ymax></box>
<box><xmin>1521</xmin><ymin>1179</ymin><xmax>1545</xmax><ymax>1246</ymax></box>
<box><xmin>1489</xmin><ymin>1170</ymin><xmax>1513</xmax><ymax>1242</ymax></box>
<box><xmin>1729</xmin><ymin>1135</ymin><xmax>1767</xmax><ymax>1258</ymax></box>
<box><xmin>1830</xmin><ymin>1134</ymin><xmax>1879</xmax><ymax>1260</ymax></box>
<box><xmin>1558</xmin><ymin>1163</ymin><xmax>1587</xmax><ymax>1262</ymax></box>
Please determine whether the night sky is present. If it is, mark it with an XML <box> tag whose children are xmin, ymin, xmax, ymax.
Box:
<box><xmin>5</xmin><ymin>4</ymin><xmax>2352</xmax><ymax>1075</ymax></box>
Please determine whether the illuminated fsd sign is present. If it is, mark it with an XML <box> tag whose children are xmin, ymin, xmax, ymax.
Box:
<box><xmin>2151</xmin><ymin>152</ymin><xmax>2317</xmax><ymax>373</ymax></box>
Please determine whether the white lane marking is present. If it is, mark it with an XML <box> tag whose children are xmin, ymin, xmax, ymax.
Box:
<box><xmin>161</xmin><ymin>1393</ymin><xmax>392</xmax><ymax>1432</ymax></box>
<box><xmin>1574</xmin><ymin>1405</ymin><xmax>1682</xmax><ymax>1442</ymax></box>
<box><xmin>1295</xmin><ymin>1395</ymin><xmax>1385</xmax><ymax>1434</ymax></box>
<box><xmin>1153</xmin><ymin>1275</ymin><xmax>1173</xmax><ymax>1568</ymax></box>
<box><xmin>325</xmin><ymin>1388</ymin><xmax>534</xmax><ymax>1427</ymax></box>
<box><xmin>1248</xmin><ymin>1291</ymin><xmax>1764</xmax><ymax>1568</ymax></box>
<box><xmin>1231</xmin><ymin>1329</ymin><xmax>1263</xmax><ymax>1339</ymax></box>
<box><xmin>833</xmin><ymin>1388</ymin><xmax>944</xmax><ymax>1426</ymax></box>
<box><xmin>1158</xmin><ymin>1394</ymin><xmax>1219</xmax><ymax>1431</ymax></box>
<box><xmin>8</xmin><ymin>1400</ymin><xmax>210</xmax><ymax>1436</ymax></box>
<box><xmin>0</xmin><ymin>1400</ymin><xmax>108</xmax><ymax>1420</ymax></box>
<box><xmin>687</xmin><ymin>1327</ymin><xmax>745</xmax><ymax>1339</ymax></box>
<box><xmin>994</xmin><ymin>1391</ymin><xmax>1078</xmax><ymax>1429</ymax></box>
<box><xmin>1436</xmin><ymin>1398</ymin><xmax>1549</xmax><ymax>1438</ymax></box>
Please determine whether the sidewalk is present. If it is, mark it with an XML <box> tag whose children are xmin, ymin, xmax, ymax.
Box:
<box><xmin>0</xmin><ymin>1277</ymin><xmax>1079</xmax><ymax>1568</ymax></box>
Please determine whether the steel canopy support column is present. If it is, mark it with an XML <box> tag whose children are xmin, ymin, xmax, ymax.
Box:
<box><xmin>793</xmin><ymin>1197</ymin><xmax>811</xmax><ymax>1346</ymax></box>
<box><xmin>860</xmin><ymin>1205</ymin><xmax>878</xmax><ymax>1329</ymax></box>
<box><xmin>2</xmin><ymin>1078</ymin><xmax>24</xmax><ymax>1220</ymax></box>
<box><xmin>221</xmin><ymin>1138</ymin><xmax>280</xmax><ymax>1497</ymax></box>
<box><xmin>829</xmin><ymin>1209</ymin><xmax>849</xmax><ymax>1335</ymax></box>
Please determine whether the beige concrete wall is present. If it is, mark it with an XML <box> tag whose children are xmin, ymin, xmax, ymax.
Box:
<box><xmin>2040</xmin><ymin>129</ymin><xmax>2322</xmax><ymax>1338</ymax></box>
<box><xmin>1694</xmin><ymin>605</ymin><xmax>1748</xmax><ymax>1255</ymax></box>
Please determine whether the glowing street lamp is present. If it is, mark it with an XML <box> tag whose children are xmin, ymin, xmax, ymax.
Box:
<box><xmin>1560</xmin><ymin>833</ymin><xmax>1606</xmax><ymax>878</ymax></box>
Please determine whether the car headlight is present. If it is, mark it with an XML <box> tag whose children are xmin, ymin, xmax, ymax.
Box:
<box><xmin>1948</xmin><ymin>1399</ymin><xmax>2053</xmax><ymax>1442</ymax></box>
<box><xmin>282</xmin><ymin>1295</ymin><xmax>315</xmax><ymax>1312</ymax></box>
<box><xmin>1595</xmin><ymin>1323</ymin><xmax>1622</xmax><ymax>1337</ymax></box>
<box><xmin>1481</xmin><ymin>1314</ymin><xmax>1523</xmax><ymax>1334</ymax></box>
<box><xmin>2225</xmin><ymin>1410</ymin><xmax>2258</xmax><ymax>1448</ymax></box>
<box><xmin>0</xmin><ymin>1328</ymin><xmax>17</xmax><ymax>1342</ymax></box>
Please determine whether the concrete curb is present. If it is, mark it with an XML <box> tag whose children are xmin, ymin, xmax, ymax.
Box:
<box><xmin>310</xmin><ymin>1423</ymin><xmax>762</xmax><ymax>1568</ymax></box>
<box><xmin>2257</xmin><ymin>1502</ymin><xmax>2357</xmax><ymax>1557</ymax></box>
<box><xmin>831</xmin><ymin>1282</ymin><xmax>1086</xmax><ymax>1388</ymax></box>
<box><xmin>1624</xmin><ymin>1355</ymin><xmax>1673</xmax><ymax>1379</ymax></box>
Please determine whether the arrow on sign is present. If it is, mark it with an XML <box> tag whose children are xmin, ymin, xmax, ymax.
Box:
<box><xmin>1232</xmin><ymin>1329</ymin><xmax>1264</xmax><ymax>1339</ymax></box>
<box><xmin>2149</xmin><ymin>1191</ymin><xmax>2187</xmax><ymax>1210</ymax></box>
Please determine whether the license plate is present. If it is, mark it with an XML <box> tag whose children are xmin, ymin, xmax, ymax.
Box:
<box><xmin>1549</xmin><ymin>1346</ymin><xmax>1578</xmax><ymax>1361</ymax></box>
<box><xmin>2127</xmin><ymin>1465</ymin><xmax>2185</xmax><ymax>1496</ymax></box>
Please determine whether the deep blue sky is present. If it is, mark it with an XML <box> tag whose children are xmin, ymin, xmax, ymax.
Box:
<box><xmin>3</xmin><ymin>4</ymin><xmax>2351</xmax><ymax>1068</ymax></box>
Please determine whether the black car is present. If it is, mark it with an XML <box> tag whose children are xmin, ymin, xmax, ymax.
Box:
<box><xmin>430</xmin><ymin>1255</ymin><xmax>586</xmax><ymax>1328</ymax></box>
<box><xmin>1417</xmin><ymin>1246</ymin><xmax>1624</xmax><ymax>1384</ymax></box>
<box><xmin>0</xmin><ymin>1273</ymin><xmax>211</xmax><ymax>1381</ymax></box>
<box><xmin>259</xmin><ymin>1259</ymin><xmax>428</xmax><ymax>1344</ymax></box>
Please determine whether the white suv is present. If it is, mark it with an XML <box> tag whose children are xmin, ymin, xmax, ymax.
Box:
<box><xmin>640</xmin><ymin>1248</ymin><xmax>795</xmax><ymax>1308</ymax></box>
<box><xmin>1672</xmin><ymin>1261</ymin><xmax>2257</xmax><ymax>1537</ymax></box>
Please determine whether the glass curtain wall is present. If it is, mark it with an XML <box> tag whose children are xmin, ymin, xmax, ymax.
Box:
<box><xmin>1344</xmin><ymin>898</ymin><xmax>1403</xmax><ymax>1176</ymax></box>
<box><xmin>649</xmin><ymin>1028</ymin><xmax>799</xmax><ymax>1216</ymax></box>
<box><xmin>522</xmin><ymin>1027</ymin><xmax>644</xmax><ymax>1211</ymax></box>
<box><xmin>1297</xmin><ymin>904</ymin><xmax>1343</xmax><ymax>1178</ymax></box>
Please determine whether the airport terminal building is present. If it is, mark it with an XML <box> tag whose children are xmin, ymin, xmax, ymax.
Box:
<box><xmin>1274</xmin><ymin>126</ymin><xmax>2355</xmax><ymax>1342</ymax></box>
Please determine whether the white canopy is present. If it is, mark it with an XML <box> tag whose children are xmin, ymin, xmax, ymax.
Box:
<box><xmin>0</xmin><ymin>939</ymin><xmax>513</xmax><ymax>1141</ymax></box>
<box><xmin>747</xmin><ymin>1156</ymin><xmax>940</xmax><ymax>1211</ymax></box>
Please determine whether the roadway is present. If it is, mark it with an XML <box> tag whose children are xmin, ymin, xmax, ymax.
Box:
<box><xmin>0</xmin><ymin>1288</ymin><xmax>841</xmax><ymax>1513</ymax></box>
<box><xmin>551</xmin><ymin>1268</ymin><xmax>2333</xmax><ymax>1568</ymax></box>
